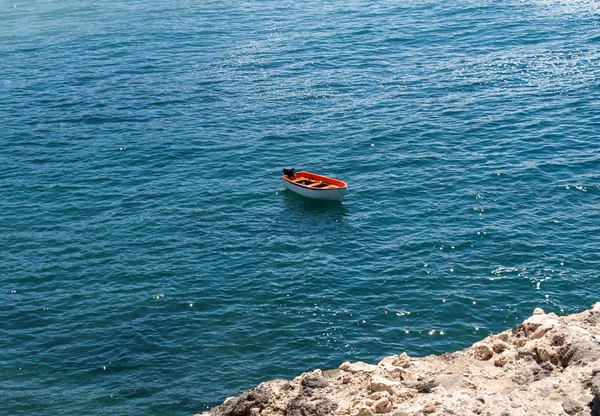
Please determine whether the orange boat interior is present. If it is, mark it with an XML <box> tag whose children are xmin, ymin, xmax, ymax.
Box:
<box><xmin>282</xmin><ymin>171</ymin><xmax>346</xmax><ymax>190</ymax></box>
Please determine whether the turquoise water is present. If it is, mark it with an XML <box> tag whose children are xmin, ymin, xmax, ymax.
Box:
<box><xmin>2</xmin><ymin>0</ymin><xmax>600</xmax><ymax>414</ymax></box>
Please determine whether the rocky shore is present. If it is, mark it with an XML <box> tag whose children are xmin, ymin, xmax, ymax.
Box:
<box><xmin>199</xmin><ymin>304</ymin><xmax>600</xmax><ymax>416</ymax></box>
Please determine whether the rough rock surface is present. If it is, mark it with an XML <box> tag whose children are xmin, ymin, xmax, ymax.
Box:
<box><xmin>199</xmin><ymin>303</ymin><xmax>600</xmax><ymax>416</ymax></box>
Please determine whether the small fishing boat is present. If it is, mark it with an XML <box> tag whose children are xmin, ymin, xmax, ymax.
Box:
<box><xmin>281</xmin><ymin>168</ymin><xmax>347</xmax><ymax>201</ymax></box>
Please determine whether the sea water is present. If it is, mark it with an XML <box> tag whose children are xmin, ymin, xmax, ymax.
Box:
<box><xmin>2</xmin><ymin>0</ymin><xmax>600</xmax><ymax>414</ymax></box>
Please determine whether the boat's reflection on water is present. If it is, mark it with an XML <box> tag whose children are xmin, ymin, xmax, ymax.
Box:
<box><xmin>280</xmin><ymin>189</ymin><xmax>348</xmax><ymax>225</ymax></box>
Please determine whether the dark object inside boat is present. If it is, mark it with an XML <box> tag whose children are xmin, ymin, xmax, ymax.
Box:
<box><xmin>283</xmin><ymin>168</ymin><xmax>295</xmax><ymax>179</ymax></box>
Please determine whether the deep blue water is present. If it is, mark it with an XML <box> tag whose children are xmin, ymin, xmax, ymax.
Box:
<box><xmin>2</xmin><ymin>0</ymin><xmax>600</xmax><ymax>414</ymax></box>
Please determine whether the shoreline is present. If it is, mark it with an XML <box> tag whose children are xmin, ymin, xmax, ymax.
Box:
<box><xmin>199</xmin><ymin>303</ymin><xmax>600</xmax><ymax>416</ymax></box>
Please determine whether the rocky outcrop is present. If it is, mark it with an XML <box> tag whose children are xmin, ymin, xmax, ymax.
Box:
<box><xmin>199</xmin><ymin>303</ymin><xmax>600</xmax><ymax>416</ymax></box>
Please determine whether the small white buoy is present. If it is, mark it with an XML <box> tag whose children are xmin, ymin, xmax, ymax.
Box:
<box><xmin>371</xmin><ymin>144</ymin><xmax>374</xmax><ymax>147</ymax></box>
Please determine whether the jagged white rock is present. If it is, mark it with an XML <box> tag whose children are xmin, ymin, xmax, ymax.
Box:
<box><xmin>368</xmin><ymin>376</ymin><xmax>401</xmax><ymax>394</ymax></box>
<box><xmin>200</xmin><ymin>304</ymin><xmax>600</xmax><ymax>416</ymax></box>
<box><xmin>340</xmin><ymin>361</ymin><xmax>378</xmax><ymax>373</ymax></box>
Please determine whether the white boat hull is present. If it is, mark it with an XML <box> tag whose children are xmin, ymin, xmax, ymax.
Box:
<box><xmin>282</xmin><ymin>179</ymin><xmax>346</xmax><ymax>201</ymax></box>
